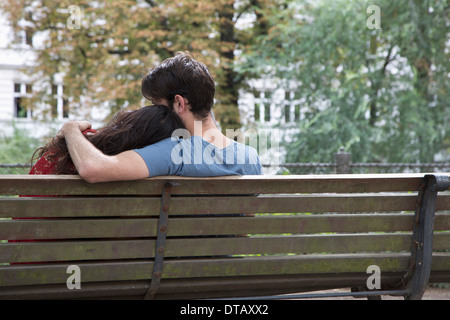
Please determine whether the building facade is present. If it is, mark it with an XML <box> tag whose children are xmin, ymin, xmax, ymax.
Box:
<box><xmin>0</xmin><ymin>13</ymin><xmax>109</xmax><ymax>138</ymax></box>
<box><xmin>0</xmin><ymin>12</ymin><xmax>295</xmax><ymax>168</ymax></box>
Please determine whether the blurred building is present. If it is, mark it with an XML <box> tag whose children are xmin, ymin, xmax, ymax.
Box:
<box><xmin>0</xmin><ymin>12</ymin><xmax>289</xmax><ymax>167</ymax></box>
<box><xmin>0</xmin><ymin>13</ymin><xmax>108</xmax><ymax>138</ymax></box>
<box><xmin>0</xmin><ymin>14</ymin><xmax>64</xmax><ymax>137</ymax></box>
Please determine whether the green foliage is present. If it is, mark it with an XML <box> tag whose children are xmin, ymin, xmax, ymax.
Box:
<box><xmin>0</xmin><ymin>0</ymin><xmax>276</xmax><ymax>131</ymax></box>
<box><xmin>240</xmin><ymin>0</ymin><xmax>449</xmax><ymax>163</ymax></box>
<box><xmin>0</xmin><ymin>124</ymin><xmax>41</xmax><ymax>174</ymax></box>
<box><xmin>1</xmin><ymin>0</ymin><xmax>448</xmax><ymax>163</ymax></box>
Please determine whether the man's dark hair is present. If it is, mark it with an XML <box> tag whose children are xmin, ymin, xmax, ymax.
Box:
<box><xmin>141</xmin><ymin>52</ymin><xmax>215</xmax><ymax>119</ymax></box>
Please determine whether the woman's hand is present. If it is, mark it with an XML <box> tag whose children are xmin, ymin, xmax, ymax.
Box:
<box><xmin>56</xmin><ymin>120</ymin><xmax>92</xmax><ymax>139</ymax></box>
<box><xmin>56</xmin><ymin>120</ymin><xmax>148</xmax><ymax>183</ymax></box>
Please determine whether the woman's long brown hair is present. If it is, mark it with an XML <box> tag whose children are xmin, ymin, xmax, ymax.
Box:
<box><xmin>32</xmin><ymin>105</ymin><xmax>184</xmax><ymax>174</ymax></box>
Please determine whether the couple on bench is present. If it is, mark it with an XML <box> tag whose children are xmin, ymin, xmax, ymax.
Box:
<box><xmin>30</xmin><ymin>52</ymin><xmax>262</xmax><ymax>181</ymax></box>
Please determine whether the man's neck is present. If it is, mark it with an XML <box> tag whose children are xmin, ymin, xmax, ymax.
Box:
<box><xmin>187</xmin><ymin>116</ymin><xmax>231</xmax><ymax>149</ymax></box>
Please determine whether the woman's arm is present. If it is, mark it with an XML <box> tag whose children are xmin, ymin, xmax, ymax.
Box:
<box><xmin>58</xmin><ymin>121</ymin><xmax>149</xmax><ymax>183</ymax></box>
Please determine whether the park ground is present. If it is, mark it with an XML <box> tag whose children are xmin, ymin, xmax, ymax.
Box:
<box><xmin>302</xmin><ymin>286</ymin><xmax>450</xmax><ymax>300</ymax></box>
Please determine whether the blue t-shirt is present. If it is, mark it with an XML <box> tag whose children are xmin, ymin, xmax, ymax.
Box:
<box><xmin>133</xmin><ymin>136</ymin><xmax>262</xmax><ymax>177</ymax></box>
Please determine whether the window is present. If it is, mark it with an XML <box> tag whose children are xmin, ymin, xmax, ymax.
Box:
<box><xmin>293</xmin><ymin>91</ymin><xmax>301</xmax><ymax>122</ymax></box>
<box><xmin>294</xmin><ymin>105</ymin><xmax>300</xmax><ymax>122</ymax></box>
<box><xmin>284</xmin><ymin>104</ymin><xmax>291</xmax><ymax>123</ymax></box>
<box><xmin>254</xmin><ymin>102</ymin><xmax>260</xmax><ymax>122</ymax></box>
<box><xmin>14</xmin><ymin>97</ymin><xmax>27</xmax><ymax>118</ymax></box>
<box><xmin>63</xmin><ymin>98</ymin><xmax>69</xmax><ymax>118</ymax></box>
<box><xmin>264</xmin><ymin>100</ymin><xmax>271</xmax><ymax>123</ymax></box>
<box><xmin>24</xmin><ymin>28</ymin><xmax>33</xmax><ymax>46</ymax></box>
<box><xmin>51</xmin><ymin>84</ymin><xmax>69</xmax><ymax>119</ymax></box>
<box><xmin>13</xmin><ymin>83</ymin><xmax>32</xmax><ymax>118</ymax></box>
<box><xmin>51</xmin><ymin>84</ymin><xmax>58</xmax><ymax>117</ymax></box>
<box><xmin>284</xmin><ymin>91</ymin><xmax>292</xmax><ymax>123</ymax></box>
<box><xmin>283</xmin><ymin>90</ymin><xmax>302</xmax><ymax>123</ymax></box>
<box><xmin>253</xmin><ymin>91</ymin><xmax>272</xmax><ymax>123</ymax></box>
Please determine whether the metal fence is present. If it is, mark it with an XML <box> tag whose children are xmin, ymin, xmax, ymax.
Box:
<box><xmin>0</xmin><ymin>163</ymin><xmax>32</xmax><ymax>175</ymax></box>
<box><xmin>263</xmin><ymin>148</ymin><xmax>450</xmax><ymax>175</ymax></box>
<box><xmin>263</xmin><ymin>162</ymin><xmax>450</xmax><ymax>175</ymax></box>
<box><xmin>1</xmin><ymin>148</ymin><xmax>450</xmax><ymax>175</ymax></box>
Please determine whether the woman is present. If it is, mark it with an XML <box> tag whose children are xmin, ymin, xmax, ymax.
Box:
<box><xmin>29</xmin><ymin>105</ymin><xmax>184</xmax><ymax>175</ymax></box>
<box><xmin>10</xmin><ymin>105</ymin><xmax>184</xmax><ymax>259</ymax></box>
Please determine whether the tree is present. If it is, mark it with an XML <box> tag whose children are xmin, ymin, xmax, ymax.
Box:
<box><xmin>1</xmin><ymin>0</ymin><xmax>273</xmax><ymax>131</ymax></box>
<box><xmin>240</xmin><ymin>0</ymin><xmax>449</xmax><ymax>163</ymax></box>
<box><xmin>214</xmin><ymin>0</ymin><xmax>274</xmax><ymax>130</ymax></box>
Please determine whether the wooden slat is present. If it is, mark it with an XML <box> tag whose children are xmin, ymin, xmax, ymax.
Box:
<box><xmin>171</xmin><ymin>194</ymin><xmax>421</xmax><ymax>214</ymax></box>
<box><xmin>0</xmin><ymin>272</ymin><xmax>411</xmax><ymax>300</ymax></box>
<box><xmin>2</xmin><ymin>193</ymin><xmax>437</xmax><ymax>218</ymax></box>
<box><xmin>0</xmin><ymin>173</ymin><xmax>434</xmax><ymax>196</ymax></box>
<box><xmin>3</xmin><ymin>252</ymin><xmax>450</xmax><ymax>287</ymax></box>
<box><xmin>0</xmin><ymin>254</ymin><xmax>408</xmax><ymax>286</ymax></box>
<box><xmin>0</xmin><ymin>175</ymin><xmax>165</xmax><ymax>196</ymax></box>
<box><xmin>434</xmin><ymin>232</ymin><xmax>450</xmax><ymax>250</ymax></box>
<box><xmin>156</xmin><ymin>252</ymin><xmax>450</xmax><ymax>279</ymax></box>
<box><xmin>3</xmin><ymin>270</ymin><xmax>450</xmax><ymax>300</ymax></box>
<box><xmin>3</xmin><ymin>232</ymin><xmax>449</xmax><ymax>263</ymax></box>
<box><xmin>2</xmin><ymin>213</ymin><xmax>449</xmax><ymax>240</ymax></box>
<box><xmin>4</xmin><ymin>192</ymin><xmax>450</xmax><ymax>219</ymax></box>
<box><xmin>0</xmin><ymin>218</ymin><xmax>159</xmax><ymax>240</ymax></box>
<box><xmin>435</xmin><ymin>212</ymin><xmax>450</xmax><ymax>230</ymax></box>
<box><xmin>206</xmin><ymin>212</ymin><xmax>450</xmax><ymax>234</ymax></box>
<box><xmin>0</xmin><ymin>197</ymin><xmax>161</xmax><ymax>218</ymax></box>
<box><xmin>168</xmin><ymin>213</ymin><xmax>415</xmax><ymax>235</ymax></box>
<box><xmin>437</xmin><ymin>192</ymin><xmax>450</xmax><ymax>211</ymax></box>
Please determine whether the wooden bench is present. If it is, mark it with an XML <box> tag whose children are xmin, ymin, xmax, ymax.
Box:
<box><xmin>0</xmin><ymin>173</ymin><xmax>449</xmax><ymax>300</ymax></box>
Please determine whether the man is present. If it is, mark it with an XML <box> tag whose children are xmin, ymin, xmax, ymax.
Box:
<box><xmin>57</xmin><ymin>52</ymin><xmax>262</xmax><ymax>183</ymax></box>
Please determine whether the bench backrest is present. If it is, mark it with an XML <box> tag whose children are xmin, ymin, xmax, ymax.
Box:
<box><xmin>0</xmin><ymin>173</ymin><xmax>449</xmax><ymax>299</ymax></box>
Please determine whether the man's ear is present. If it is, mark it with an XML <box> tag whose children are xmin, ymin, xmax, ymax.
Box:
<box><xmin>173</xmin><ymin>95</ymin><xmax>188</xmax><ymax>114</ymax></box>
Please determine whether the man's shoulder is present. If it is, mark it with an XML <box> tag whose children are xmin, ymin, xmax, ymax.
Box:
<box><xmin>229</xmin><ymin>139</ymin><xmax>260</xmax><ymax>157</ymax></box>
<box><xmin>133</xmin><ymin>135</ymin><xmax>263</xmax><ymax>177</ymax></box>
<box><xmin>135</xmin><ymin>137</ymin><xmax>180</xmax><ymax>151</ymax></box>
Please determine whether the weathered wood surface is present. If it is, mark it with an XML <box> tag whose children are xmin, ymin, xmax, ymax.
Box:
<box><xmin>0</xmin><ymin>273</ymin><xmax>409</xmax><ymax>300</ymax></box>
<box><xmin>0</xmin><ymin>173</ymin><xmax>449</xmax><ymax>299</ymax></box>
<box><xmin>2</xmin><ymin>232</ymin><xmax>450</xmax><ymax>263</ymax></box>
<box><xmin>2</xmin><ymin>213</ymin><xmax>450</xmax><ymax>240</ymax></box>
<box><xmin>2</xmin><ymin>253</ymin><xmax>450</xmax><ymax>287</ymax></box>
<box><xmin>2</xmin><ymin>193</ymin><xmax>450</xmax><ymax>218</ymax></box>
<box><xmin>0</xmin><ymin>173</ymin><xmax>434</xmax><ymax>195</ymax></box>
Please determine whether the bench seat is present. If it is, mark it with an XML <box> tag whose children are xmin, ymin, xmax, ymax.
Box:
<box><xmin>0</xmin><ymin>173</ymin><xmax>449</xmax><ymax>299</ymax></box>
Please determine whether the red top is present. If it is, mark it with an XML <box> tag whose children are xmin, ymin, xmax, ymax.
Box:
<box><xmin>10</xmin><ymin>129</ymin><xmax>98</xmax><ymax>258</ymax></box>
<box><xmin>29</xmin><ymin>128</ymin><xmax>97</xmax><ymax>176</ymax></box>
<box><xmin>29</xmin><ymin>150</ymin><xmax>74</xmax><ymax>176</ymax></box>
